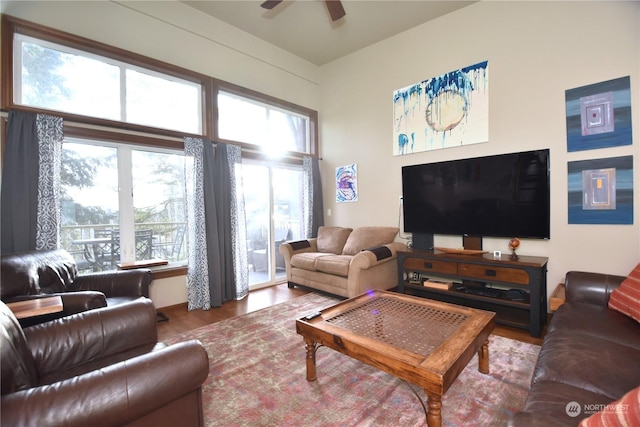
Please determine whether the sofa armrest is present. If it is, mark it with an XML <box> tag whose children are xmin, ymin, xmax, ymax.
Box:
<box><xmin>24</xmin><ymin>298</ymin><xmax>158</xmax><ymax>378</ymax></box>
<box><xmin>350</xmin><ymin>242</ymin><xmax>407</xmax><ymax>270</ymax></box>
<box><xmin>72</xmin><ymin>269</ymin><xmax>152</xmax><ymax>298</ymax></box>
<box><xmin>1</xmin><ymin>340</ymin><xmax>209</xmax><ymax>427</ymax></box>
<box><xmin>564</xmin><ymin>271</ymin><xmax>626</xmax><ymax>307</ymax></box>
<box><xmin>279</xmin><ymin>238</ymin><xmax>318</xmax><ymax>258</ymax></box>
<box><xmin>279</xmin><ymin>239</ymin><xmax>318</xmax><ymax>280</ymax></box>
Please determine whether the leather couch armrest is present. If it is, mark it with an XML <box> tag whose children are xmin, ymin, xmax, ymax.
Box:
<box><xmin>72</xmin><ymin>269</ymin><xmax>152</xmax><ymax>298</ymax></box>
<box><xmin>564</xmin><ymin>271</ymin><xmax>626</xmax><ymax>307</ymax></box>
<box><xmin>1</xmin><ymin>340</ymin><xmax>209</xmax><ymax>427</ymax></box>
<box><xmin>24</xmin><ymin>298</ymin><xmax>158</xmax><ymax>378</ymax></box>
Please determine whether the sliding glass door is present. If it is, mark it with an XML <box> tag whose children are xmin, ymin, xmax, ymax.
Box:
<box><xmin>243</xmin><ymin>160</ymin><xmax>304</xmax><ymax>289</ymax></box>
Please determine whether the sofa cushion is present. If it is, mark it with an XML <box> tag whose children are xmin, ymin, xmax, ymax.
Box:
<box><xmin>579</xmin><ymin>385</ymin><xmax>640</xmax><ymax>426</ymax></box>
<box><xmin>316</xmin><ymin>226</ymin><xmax>352</xmax><ymax>254</ymax></box>
<box><xmin>608</xmin><ymin>263</ymin><xmax>640</xmax><ymax>323</ymax></box>
<box><xmin>290</xmin><ymin>252</ymin><xmax>331</xmax><ymax>271</ymax></box>
<box><xmin>548</xmin><ymin>302</ymin><xmax>640</xmax><ymax>350</ymax></box>
<box><xmin>314</xmin><ymin>255</ymin><xmax>352</xmax><ymax>277</ymax></box>
<box><xmin>342</xmin><ymin>227</ymin><xmax>398</xmax><ymax>255</ymax></box>
<box><xmin>522</xmin><ymin>380</ymin><xmax>616</xmax><ymax>425</ymax></box>
<box><xmin>531</xmin><ymin>331</ymin><xmax>640</xmax><ymax>400</ymax></box>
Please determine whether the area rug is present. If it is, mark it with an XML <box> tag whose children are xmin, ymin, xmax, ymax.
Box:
<box><xmin>165</xmin><ymin>293</ymin><xmax>540</xmax><ymax>426</ymax></box>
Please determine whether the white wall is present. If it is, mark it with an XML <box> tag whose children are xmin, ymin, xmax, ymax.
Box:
<box><xmin>318</xmin><ymin>1</ymin><xmax>640</xmax><ymax>297</ymax></box>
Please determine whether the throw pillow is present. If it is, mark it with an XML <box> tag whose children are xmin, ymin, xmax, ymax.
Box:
<box><xmin>316</xmin><ymin>226</ymin><xmax>352</xmax><ymax>254</ymax></box>
<box><xmin>608</xmin><ymin>262</ymin><xmax>640</xmax><ymax>323</ymax></box>
<box><xmin>578</xmin><ymin>386</ymin><xmax>640</xmax><ymax>427</ymax></box>
<box><xmin>342</xmin><ymin>227</ymin><xmax>399</xmax><ymax>255</ymax></box>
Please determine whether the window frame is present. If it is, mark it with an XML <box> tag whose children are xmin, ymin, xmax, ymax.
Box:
<box><xmin>213</xmin><ymin>79</ymin><xmax>319</xmax><ymax>157</ymax></box>
<box><xmin>2</xmin><ymin>15</ymin><xmax>211</xmax><ymax>140</ymax></box>
<box><xmin>1</xmin><ymin>14</ymin><xmax>320</xmax><ymax>277</ymax></box>
<box><xmin>61</xmin><ymin>136</ymin><xmax>188</xmax><ymax>268</ymax></box>
<box><xmin>2</xmin><ymin>15</ymin><xmax>319</xmax><ymax>158</ymax></box>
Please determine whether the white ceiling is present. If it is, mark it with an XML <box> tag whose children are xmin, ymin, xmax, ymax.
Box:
<box><xmin>181</xmin><ymin>1</ymin><xmax>476</xmax><ymax>65</ymax></box>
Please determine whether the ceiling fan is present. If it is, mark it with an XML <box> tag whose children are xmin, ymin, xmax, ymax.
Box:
<box><xmin>260</xmin><ymin>0</ymin><xmax>346</xmax><ymax>22</ymax></box>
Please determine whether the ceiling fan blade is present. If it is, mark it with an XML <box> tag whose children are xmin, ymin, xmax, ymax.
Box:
<box><xmin>261</xmin><ymin>0</ymin><xmax>283</xmax><ymax>10</ymax></box>
<box><xmin>325</xmin><ymin>0</ymin><xmax>346</xmax><ymax>21</ymax></box>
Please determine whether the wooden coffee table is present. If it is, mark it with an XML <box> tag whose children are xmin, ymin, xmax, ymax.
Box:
<box><xmin>296</xmin><ymin>290</ymin><xmax>496</xmax><ymax>427</ymax></box>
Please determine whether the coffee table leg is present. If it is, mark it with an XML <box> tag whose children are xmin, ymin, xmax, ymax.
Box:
<box><xmin>425</xmin><ymin>392</ymin><xmax>442</xmax><ymax>427</ymax></box>
<box><xmin>478</xmin><ymin>339</ymin><xmax>490</xmax><ymax>374</ymax></box>
<box><xmin>304</xmin><ymin>338</ymin><xmax>318</xmax><ymax>381</ymax></box>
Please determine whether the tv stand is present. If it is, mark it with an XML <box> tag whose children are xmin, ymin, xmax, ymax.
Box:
<box><xmin>396</xmin><ymin>248</ymin><xmax>548</xmax><ymax>337</ymax></box>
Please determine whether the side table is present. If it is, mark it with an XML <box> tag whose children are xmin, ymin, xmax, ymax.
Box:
<box><xmin>549</xmin><ymin>283</ymin><xmax>565</xmax><ymax>312</ymax></box>
<box><xmin>7</xmin><ymin>296</ymin><xmax>63</xmax><ymax>319</ymax></box>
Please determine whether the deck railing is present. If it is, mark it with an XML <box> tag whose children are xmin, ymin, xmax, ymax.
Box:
<box><xmin>61</xmin><ymin>222</ymin><xmax>186</xmax><ymax>272</ymax></box>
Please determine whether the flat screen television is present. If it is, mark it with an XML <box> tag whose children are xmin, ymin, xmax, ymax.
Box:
<box><xmin>401</xmin><ymin>149</ymin><xmax>550</xmax><ymax>245</ymax></box>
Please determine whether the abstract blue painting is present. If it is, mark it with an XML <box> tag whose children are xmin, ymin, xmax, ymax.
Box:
<box><xmin>336</xmin><ymin>164</ymin><xmax>358</xmax><ymax>203</ymax></box>
<box><xmin>393</xmin><ymin>61</ymin><xmax>489</xmax><ymax>155</ymax></box>
<box><xmin>568</xmin><ymin>156</ymin><xmax>633</xmax><ymax>224</ymax></box>
<box><xmin>565</xmin><ymin>76</ymin><xmax>632</xmax><ymax>152</ymax></box>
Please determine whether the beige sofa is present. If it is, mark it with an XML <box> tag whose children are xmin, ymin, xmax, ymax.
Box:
<box><xmin>279</xmin><ymin>226</ymin><xmax>406</xmax><ymax>298</ymax></box>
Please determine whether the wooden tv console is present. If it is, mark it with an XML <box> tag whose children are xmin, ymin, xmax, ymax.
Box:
<box><xmin>396</xmin><ymin>249</ymin><xmax>548</xmax><ymax>337</ymax></box>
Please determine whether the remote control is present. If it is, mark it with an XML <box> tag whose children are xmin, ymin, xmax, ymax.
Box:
<box><xmin>303</xmin><ymin>311</ymin><xmax>321</xmax><ymax>321</ymax></box>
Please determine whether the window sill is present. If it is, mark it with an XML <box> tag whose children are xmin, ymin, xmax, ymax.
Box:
<box><xmin>149</xmin><ymin>263</ymin><xmax>188</xmax><ymax>280</ymax></box>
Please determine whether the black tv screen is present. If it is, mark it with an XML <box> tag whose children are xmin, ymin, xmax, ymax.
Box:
<box><xmin>402</xmin><ymin>149</ymin><xmax>550</xmax><ymax>239</ymax></box>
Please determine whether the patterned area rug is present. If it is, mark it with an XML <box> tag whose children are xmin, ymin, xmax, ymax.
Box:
<box><xmin>165</xmin><ymin>293</ymin><xmax>540</xmax><ymax>426</ymax></box>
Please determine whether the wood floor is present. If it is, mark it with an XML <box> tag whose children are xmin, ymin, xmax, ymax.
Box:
<box><xmin>157</xmin><ymin>283</ymin><xmax>546</xmax><ymax>345</ymax></box>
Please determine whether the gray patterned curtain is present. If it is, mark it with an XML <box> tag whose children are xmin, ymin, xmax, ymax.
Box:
<box><xmin>35</xmin><ymin>114</ymin><xmax>63</xmax><ymax>250</ymax></box>
<box><xmin>184</xmin><ymin>137</ymin><xmax>248</xmax><ymax>310</ymax></box>
<box><xmin>303</xmin><ymin>156</ymin><xmax>324</xmax><ymax>238</ymax></box>
<box><xmin>225</xmin><ymin>144</ymin><xmax>249</xmax><ymax>301</ymax></box>
<box><xmin>1</xmin><ymin>111</ymin><xmax>62</xmax><ymax>255</ymax></box>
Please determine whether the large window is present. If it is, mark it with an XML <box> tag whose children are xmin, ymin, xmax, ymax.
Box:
<box><xmin>61</xmin><ymin>139</ymin><xmax>186</xmax><ymax>272</ymax></box>
<box><xmin>2</xmin><ymin>15</ymin><xmax>319</xmax><ymax>281</ymax></box>
<box><xmin>14</xmin><ymin>34</ymin><xmax>202</xmax><ymax>134</ymax></box>
<box><xmin>218</xmin><ymin>90</ymin><xmax>310</xmax><ymax>155</ymax></box>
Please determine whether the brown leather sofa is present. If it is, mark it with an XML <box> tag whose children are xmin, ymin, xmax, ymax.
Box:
<box><xmin>510</xmin><ymin>271</ymin><xmax>640</xmax><ymax>426</ymax></box>
<box><xmin>1</xmin><ymin>297</ymin><xmax>209</xmax><ymax>427</ymax></box>
<box><xmin>1</xmin><ymin>248</ymin><xmax>152</xmax><ymax>326</ymax></box>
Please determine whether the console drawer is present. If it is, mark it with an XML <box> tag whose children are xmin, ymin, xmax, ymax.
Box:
<box><xmin>403</xmin><ymin>258</ymin><xmax>457</xmax><ymax>275</ymax></box>
<box><xmin>458</xmin><ymin>263</ymin><xmax>530</xmax><ymax>285</ymax></box>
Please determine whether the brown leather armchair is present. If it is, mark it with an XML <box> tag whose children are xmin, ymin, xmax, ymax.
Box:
<box><xmin>1</xmin><ymin>248</ymin><xmax>152</xmax><ymax>326</ymax></box>
<box><xmin>1</xmin><ymin>298</ymin><xmax>209</xmax><ymax>427</ymax></box>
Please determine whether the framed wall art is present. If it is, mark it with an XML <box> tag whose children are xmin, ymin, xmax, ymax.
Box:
<box><xmin>336</xmin><ymin>163</ymin><xmax>358</xmax><ymax>203</ymax></box>
<box><xmin>567</xmin><ymin>155</ymin><xmax>633</xmax><ymax>224</ymax></box>
<box><xmin>392</xmin><ymin>61</ymin><xmax>489</xmax><ymax>155</ymax></box>
<box><xmin>565</xmin><ymin>76</ymin><xmax>632</xmax><ymax>152</ymax></box>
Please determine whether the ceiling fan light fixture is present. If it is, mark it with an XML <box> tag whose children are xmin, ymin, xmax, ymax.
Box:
<box><xmin>325</xmin><ymin>0</ymin><xmax>346</xmax><ymax>21</ymax></box>
<box><xmin>260</xmin><ymin>0</ymin><xmax>346</xmax><ymax>22</ymax></box>
<box><xmin>260</xmin><ymin>0</ymin><xmax>283</xmax><ymax>10</ymax></box>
